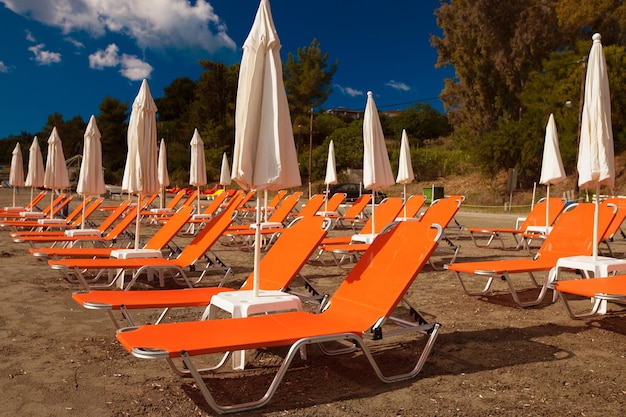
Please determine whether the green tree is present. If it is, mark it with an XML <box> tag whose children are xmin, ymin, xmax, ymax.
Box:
<box><xmin>386</xmin><ymin>103</ymin><xmax>452</xmax><ymax>145</ymax></box>
<box><xmin>40</xmin><ymin>112</ymin><xmax>86</xmax><ymax>162</ymax></box>
<box><xmin>97</xmin><ymin>97</ymin><xmax>129</xmax><ymax>183</ymax></box>
<box><xmin>185</xmin><ymin>61</ymin><xmax>238</xmax><ymax>150</ymax></box>
<box><xmin>556</xmin><ymin>0</ymin><xmax>626</xmax><ymax>45</ymax></box>
<box><xmin>432</xmin><ymin>0</ymin><xmax>560</xmax><ymax>134</ymax></box>
<box><xmin>284</xmin><ymin>39</ymin><xmax>337</xmax><ymax>120</ymax></box>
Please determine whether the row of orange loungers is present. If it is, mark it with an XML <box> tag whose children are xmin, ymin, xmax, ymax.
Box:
<box><xmin>15</xmin><ymin>191</ymin><xmax>446</xmax><ymax>413</ymax></box>
<box><xmin>447</xmin><ymin>201</ymin><xmax>618</xmax><ymax>307</ymax></box>
<box><xmin>319</xmin><ymin>195</ymin><xmax>461</xmax><ymax>270</ymax></box>
<box><xmin>37</xmin><ymin>191</ymin><xmax>626</xmax><ymax>413</ymax></box>
<box><xmin>0</xmin><ymin>189</ymin><xmax>48</xmax><ymax>213</ymax></box>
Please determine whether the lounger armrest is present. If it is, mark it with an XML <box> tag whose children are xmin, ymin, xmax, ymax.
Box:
<box><xmin>594</xmin><ymin>292</ymin><xmax>626</xmax><ymax>302</ymax></box>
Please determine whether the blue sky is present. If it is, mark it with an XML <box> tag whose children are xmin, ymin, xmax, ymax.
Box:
<box><xmin>0</xmin><ymin>0</ymin><xmax>454</xmax><ymax>138</ymax></box>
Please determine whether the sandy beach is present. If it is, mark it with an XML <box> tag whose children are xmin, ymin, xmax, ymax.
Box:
<box><xmin>1</xmin><ymin>187</ymin><xmax>625</xmax><ymax>416</ymax></box>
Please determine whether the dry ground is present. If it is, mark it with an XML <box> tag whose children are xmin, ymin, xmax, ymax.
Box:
<box><xmin>1</xmin><ymin>187</ymin><xmax>625</xmax><ymax>416</ymax></box>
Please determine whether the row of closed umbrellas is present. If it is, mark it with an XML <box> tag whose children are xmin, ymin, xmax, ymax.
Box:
<box><xmin>5</xmin><ymin>1</ymin><xmax>614</xmax><ymax>291</ymax></box>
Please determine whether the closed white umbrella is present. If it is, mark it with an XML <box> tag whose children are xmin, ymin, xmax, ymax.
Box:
<box><xmin>219</xmin><ymin>152</ymin><xmax>231</xmax><ymax>188</ymax></box>
<box><xmin>231</xmin><ymin>0</ymin><xmax>301</xmax><ymax>296</ymax></box>
<box><xmin>577</xmin><ymin>33</ymin><xmax>614</xmax><ymax>260</ymax></box>
<box><xmin>43</xmin><ymin>127</ymin><xmax>70</xmax><ymax>218</ymax></box>
<box><xmin>189</xmin><ymin>128</ymin><xmax>207</xmax><ymax>213</ymax></box>
<box><xmin>363</xmin><ymin>91</ymin><xmax>395</xmax><ymax>234</ymax></box>
<box><xmin>76</xmin><ymin>115</ymin><xmax>106</xmax><ymax>228</ymax></box>
<box><xmin>323</xmin><ymin>140</ymin><xmax>337</xmax><ymax>212</ymax></box>
<box><xmin>9</xmin><ymin>143</ymin><xmax>24</xmax><ymax>207</ymax></box>
<box><xmin>25</xmin><ymin>136</ymin><xmax>45</xmax><ymax>211</ymax></box>
<box><xmin>157</xmin><ymin>139</ymin><xmax>170</xmax><ymax>209</ymax></box>
<box><xmin>539</xmin><ymin>113</ymin><xmax>566</xmax><ymax>229</ymax></box>
<box><xmin>396</xmin><ymin>129</ymin><xmax>415</xmax><ymax>218</ymax></box>
<box><xmin>122</xmin><ymin>79</ymin><xmax>159</xmax><ymax>249</ymax></box>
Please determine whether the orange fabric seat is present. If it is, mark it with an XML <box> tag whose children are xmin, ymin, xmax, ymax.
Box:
<box><xmin>447</xmin><ymin>202</ymin><xmax>617</xmax><ymax>307</ymax></box>
<box><xmin>116</xmin><ymin>219</ymin><xmax>443</xmax><ymax>414</ymax></box>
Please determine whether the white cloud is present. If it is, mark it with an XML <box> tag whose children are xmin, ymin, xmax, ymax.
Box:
<box><xmin>335</xmin><ymin>84</ymin><xmax>364</xmax><ymax>97</ymax></box>
<box><xmin>119</xmin><ymin>54</ymin><xmax>153</xmax><ymax>80</ymax></box>
<box><xmin>89</xmin><ymin>43</ymin><xmax>152</xmax><ymax>80</ymax></box>
<box><xmin>385</xmin><ymin>80</ymin><xmax>411</xmax><ymax>92</ymax></box>
<box><xmin>25</xmin><ymin>29</ymin><xmax>36</xmax><ymax>42</ymax></box>
<box><xmin>28</xmin><ymin>43</ymin><xmax>62</xmax><ymax>65</ymax></box>
<box><xmin>65</xmin><ymin>37</ymin><xmax>84</xmax><ymax>49</ymax></box>
<box><xmin>89</xmin><ymin>44</ymin><xmax>120</xmax><ymax>69</ymax></box>
<box><xmin>0</xmin><ymin>61</ymin><xmax>8</xmax><ymax>72</ymax></box>
<box><xmin>2</xmin><ymin>0</ymin><xmax>237</xmax><ymax>52</ymax></box>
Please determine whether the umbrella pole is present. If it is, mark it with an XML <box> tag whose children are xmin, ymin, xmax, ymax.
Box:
<box><xmin>197</xmin><ymin>186</ymin><xmax>201</xmax><ymax>214</ymax></box>
<box><xmin>593</xmin><ymin>185</ymin><xmax>600</xmax><ymax>260</ymax></box>
<box><xmin>531</xmin><ymin>182</ymin><xmax>537</xmax><ymax>210</ymax></box>
<box><xmin>264</xmin><ymin>190</ymin><xmax>268</xmax><ymax>222</ymax></box>
<box><xmin>160</xmin><ymin>186</ymin><xmax>165</xmax><ymax>209</ymax></box>
<box><xmin>325</xmin><ymin>184</ymin><xmax>329</xmax><ymax>212</ymax></box>
<box><xmin>134</xmin><ymin>194</ymin><xmax>142</xmax><ymax>250</ymax></box>
<box><xmin>403</xmin><ymin>184</ymin><xmax>407</xmax><ymax>218</ymax></box>
<box><xmin>253</xmin><ymin>190</ymin><xmax>261</xmax><ymax>297</ymax></box>
<box><xmin>50</xmin><ymin>191</ymin><xmax>54</xmax><ymax>219</ymax></box>
<box><xmin>545</xmin><ymin>184</ymin><xmax>550</xmax><ymax>228</ymax></box>
<box><xmin>81</xmin><ymin>195</ymin><xmax>86</xmax><ymax>229</ymax></box>
<box><xmin>12</xmin><ymin>186</ymin><xmax>16</xmax><ymax>207</ymax></box>
<box><xmin>371</xmin><ymin>194</ymin><xmax>375</xmax><ymax>235</ymax></box>
<box><xmin>29</xmin><ymin>187</ymin><xmax>34</xmax><ymax>211</ymax></box>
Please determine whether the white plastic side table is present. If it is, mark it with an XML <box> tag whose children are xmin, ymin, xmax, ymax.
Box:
<box><xmin>110</xmin><ymin>249</ymin><xmax>163</xmax><ymax>288</ymax></box>
<box><xmin>350</xmin><ymin>233</ymin><xmax>377</xmax><ymax>244</ymax></box>
<box><xmin>553</xmin><ymin>255</ymin><xmax>626</xmax><ymax>314</ymax></box>
<box><xmin>206</xmin><ymin>290</ymin><xmax>303</xmax><ymax>370</ymax></box>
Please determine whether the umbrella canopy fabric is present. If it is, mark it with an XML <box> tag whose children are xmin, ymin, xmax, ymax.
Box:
<box><xmin>578</xmin><ymin>34</ymin><xmax>614</xmax><ymax>191</ymax></box>
<box><xmin>539</xmin><ymin>113</ymin><xmax>566</xmax><ymax>228</ymax></box>
<box><xmin>9</xmin><ymin>143</ymin><xmax>24</xmax><ymax>187</ymax></box>
<box><xmin>232</xmin><ymin>0</ymin><xmax>301</xmax><ymax>297</ymax></box>
<box><xmin>396</xmin><ymin>129</ymin><xmax>414</xmax><ymax>218</ymax></box>
<box><xmin>324</xmin><ymin>140</ymin><xmax>337</xmax><ymax>186</ymax></box>
<box><xmin>43</xmin><ymin>127</ymin><xmax>70</xmax><ymax>218</ymax></box>
<box><xmin>363</xmin><ymin>91</ymin><xmax>394</xmax><ymax>191</ymax></box>
<box><xmin>577</xmin><ymin>33</ymin><xmax>614</xmax><ymax>259</ymax></box>
<box><xmin>323</xmin><ymin>140</ymin><xmax>337</xmax><ymax>212</ymax></box>
<box><xmin>158</xmin><ymin>139</ymin><xmax>170</xmax><ymax>190</ymax></box>
<box><xmin>219</xmin><ymin>152</ymin><xmax>231</xmax><ymax>187</ymax></box>
<box><xmin>77</xmin><ymin>115</ymin><xmax>106</xmax><ymax>197</ymax></box>
<box><xmin>189</xmin><ymin>128</ymin><xmax>207</xmax><ymax>187</ymax></box>
<box><xmin>157</xmin><ymin>138</ymin><xmax>170</xmax><ymax>209</ymax></box>
<box><xmin>43</xmin><ymin>127</ymin><xmax>70</xmax><ymax>191</ymax></box>
<box><xmin>121</xmin><ymin>79</ymin><xmax>159</xmax><ymax>249</ymax></box>
<box><xmin>363</xmin><ymin>91</ymin><xmax>394</xmax><ymax>233</ymax></box>
<box><xmin>25</xmin><ymin>137</ymin><xmax>44</xmax><ymax>189</ymax></box>
<box><xmin>25</xmin><ymin>136</ymin><xmax>45</xmax><ymax>211</ymax></box>
<box><xmin>231</xmin><ymin>0</ymin><xmax>301</xmax><ymax>192</ymax></box>
<box><xmin>121</xmin><ymin>79</ymin><xmax>159</xmax><ymax>196</ymax></box>
<box><xmin>189</xmin><ymin>128</ymin><xmax>207</xmax><ymax>212</ymax></box>
<box><xmin>539</xmin><ymin>114</ymin><xmax>566</xmax><ymax>186</ymax></box>
<box><xmin>77</xmin><ymin>115</ymin><xmax>106</xmax><ymax>228</ymax></box>
<box><xmin>396</xmin><ymin>129</ymin><xmax>414</xmax><ymax>186</ymax></box>
<box><xmin>9</xmin><ymin>143</ymin><xmax>24</xmax><ymax>207</ymax></box>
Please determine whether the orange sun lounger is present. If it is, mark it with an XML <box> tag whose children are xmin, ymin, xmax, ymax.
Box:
<box><xmin>6</xmin><ymin>197</ymin><xmax>104</xmax><ymax>236</ymax></box>
<box><xmin>13</xmin><ymin>199</ymin><xmax>136</xmax><ymax>248</ymax></box>
<box><xmin>446</xmin><ymin>202</ymin><xmax>617</xmax><ymax>307</ymax></box>
<box><xmin>48</xmin><ymin>194</ymin><xmax>243</xmax><ymax>290</ymax></box>
<box><xmin>553</xmin><ymin>275</ymin><xmax>626</xmax><ymax>318</ymax></box>
<box><xmin>221</xmin><ymin>193</ymin><xmax>302</xmax><ymax>247</ymax></box>
<box><xmin>72</xmin><ymin>215</ymin><xmax>331</xmax><ymax>328</ymax></box>
<box><xmin>325</xmin><ymin>195</ymin><xmax>463</xmax><ymax>269</ymax></box>
<box><xmin>115</xmin><ymin>219</ymin><xmax>443</xmax><ymax>414</ymax></box>
<box><xmin>29</xmin><ymin>204</ymin><xmax>194</xmax><ymax>260</ymax></box>
<box><xmin>466</xmin><ymin>197</ymin><xmax>566</xmax><ymax>249</ymax></box>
